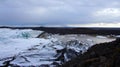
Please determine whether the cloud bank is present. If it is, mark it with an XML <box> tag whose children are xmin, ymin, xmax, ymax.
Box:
<box><xmin>0</xmin><ymin>0</ymin><xmax>120</xmax><ymax>26</ymax></box>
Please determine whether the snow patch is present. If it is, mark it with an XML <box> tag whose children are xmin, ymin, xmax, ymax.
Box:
<box><xmin>96</xmin><ymin>36</ymin><xmax>107</xmax><ymax>39</ymax></box>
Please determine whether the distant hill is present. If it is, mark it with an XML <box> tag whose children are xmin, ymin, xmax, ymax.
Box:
<box><xmin>0</xmin><ymin>26</ymin><xmax>120</xmax><ymax>35</ymax></box>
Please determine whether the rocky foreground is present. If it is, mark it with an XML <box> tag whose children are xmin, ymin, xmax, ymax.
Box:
<box><xmin>62</xmin><ymin>38</ymin><xmax>120</xmax><ymax>67</ymax></box>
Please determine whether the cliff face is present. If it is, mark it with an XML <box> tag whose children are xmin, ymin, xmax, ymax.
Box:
<box><xmin>62</xmin><ymin>38</ymin><xmax>120</xmax><ymax>67</ymax></box>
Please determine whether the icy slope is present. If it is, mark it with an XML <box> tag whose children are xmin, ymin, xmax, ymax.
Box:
<box><xmin>0</xmin><ymin>29</ymin><xmax>42</xmax><ymax>39</ymax></box>
<box><xmin>1</xmin><ymin>38</ymin><xmax>94</xmax><ymax>66</ymax></box>
<box><xmin>0</xmin><ymin>29</ymin><xmax>43</xmax><ymax>64</ymax></box>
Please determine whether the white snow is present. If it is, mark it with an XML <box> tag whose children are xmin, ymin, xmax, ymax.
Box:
<box><xmin>116</xmin><ymin>35</ymin><xmax>120</xmax><ymax>38</ymax></box>
<box><xmin>0</xmin><ymin>38</ymin><xmax>48</xmax><ymax>59</ymax></box>
<box><xmin>0</xmin><ymin>29</ymin><xmax>44</xmax><ymax>59</ymax></box>
<box><xmin>52</xmin><ymin>45</ymin><xmax>64</xmax><ymax>50</ymax></box>
<box><xmin>0</xmin><ymin>29</ymin><xmax>60</xmax><ymax>66</ymax></box>
<box><xmin>96</xmin><ymin>35</ymin><xmax>107</xmax><ymax>39</ymax></box>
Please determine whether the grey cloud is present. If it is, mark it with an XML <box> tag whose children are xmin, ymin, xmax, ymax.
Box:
<box><xmin>0</xmin><ymin>0</ymin><xmax>120</xmax><ymax>25</ymax></box>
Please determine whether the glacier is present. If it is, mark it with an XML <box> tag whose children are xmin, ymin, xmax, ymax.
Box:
<box><xmin>0</xmin><ymin>28</ymin><xmax>115</xmax><ymax>66</ymax></box>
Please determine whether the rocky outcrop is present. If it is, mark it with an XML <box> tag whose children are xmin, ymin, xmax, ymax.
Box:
<box><xmin>62</xmin><ymin>38</ymin><xmax>120</xmax><ymax>67</ymax></box>
<box><xmin>55</xmin><ymin>48</ymin><xmax>80</xmax><ymax>63</ymax></box>
<box><xmin>37</xmin><ymin>32</ymin><xmax>52</xmax><ymax>39</ymax></box>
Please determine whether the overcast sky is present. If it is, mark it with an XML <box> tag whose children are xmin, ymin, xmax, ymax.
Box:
<box><xmin>0</xmin><ymin>0</ymin><xmax>120</xmax><ymax>26</ymax></box>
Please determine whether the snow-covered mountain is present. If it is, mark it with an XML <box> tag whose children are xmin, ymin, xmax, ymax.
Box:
<box><xmin>0</xmin><ymin>28</ymin><xmax>115</xmax><ymax>66</ymax></box>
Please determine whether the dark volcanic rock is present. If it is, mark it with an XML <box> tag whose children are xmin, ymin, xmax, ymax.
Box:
<box><xmin>1</xmin><ymin>26</ymin><xmax>120</xmax><ymax>35</ymax></box>
<box><xmin>55</xmin><ymin>48</ymin><xmax>79</xmax><ymax>63</ymax></box>
<box><xmin>62</xmin><ymin>38</ymin><xmax>120</xmax><ymax>67</ymax></box>
<box><xmin>37</xmin><ymin>32</ymin><xmax>51</xmax><ymax>38</ymax></box>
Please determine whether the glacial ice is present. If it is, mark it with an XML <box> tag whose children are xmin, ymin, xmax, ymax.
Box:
<box><xmin>0</xmin><ymin>28</ymin><xmax>115</xmax><ymax>66</ymax></box>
